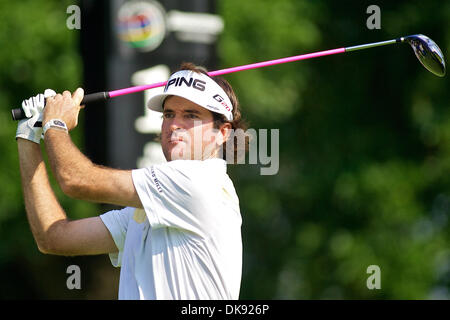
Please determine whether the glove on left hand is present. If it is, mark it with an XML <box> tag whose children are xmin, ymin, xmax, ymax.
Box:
<box><xmin>15</xmin><ymin>89</ymin><xmax>57</xmax><ymax>144</ymax></box>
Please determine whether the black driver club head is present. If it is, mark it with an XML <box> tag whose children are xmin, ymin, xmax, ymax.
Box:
<box><xmin>404</xmin><ymin>34</ymin><xmax>446</xmax><ymax>77</ymax></box>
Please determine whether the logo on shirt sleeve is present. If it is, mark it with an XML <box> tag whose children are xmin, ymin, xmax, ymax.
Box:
<box><xmin>151</xmin><ymin>166</ymin><xmax>163</xmax><ymax>193</ymax></box>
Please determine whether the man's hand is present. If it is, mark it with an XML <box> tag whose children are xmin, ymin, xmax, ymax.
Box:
<box><xmin>15</xmin><ymin>89</ymin><xmax>57</xmax><ymax>144</ymax></box>
<box><xmin>43</xmin><ymin>88</ymin><xmax>84</xmax><ymax>131</ymax></box>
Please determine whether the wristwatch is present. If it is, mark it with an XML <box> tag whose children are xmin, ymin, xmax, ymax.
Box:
<box><xmin>43</xmin><ymin>119</ymin><xmax>68</xmax><ymax>136</ymax></box>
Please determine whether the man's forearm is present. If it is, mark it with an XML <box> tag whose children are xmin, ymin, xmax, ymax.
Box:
<box><xmin>44</xmin><ymin>129</ymin><xmax>94</xmax><ymax>197</ymax></box>
<box><xmin>43</xmin><ymin>129</ymin><xmax>141</xmax><ymax>207</ymax></box>
<box><xmin>17</xmin><ymin>139</ymin><xmax>68</xmax><ymax>252</ymax></box>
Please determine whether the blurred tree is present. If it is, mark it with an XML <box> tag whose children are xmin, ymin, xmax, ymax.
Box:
<box><xmin>0</xmin><ymin>0</ymin><xmax>117</xmax><ymax>299</ymax></box>
<box><xmin>219</xmin><ymin>0</ymin><xmax>450</xmax><ymax>299</ymax></box>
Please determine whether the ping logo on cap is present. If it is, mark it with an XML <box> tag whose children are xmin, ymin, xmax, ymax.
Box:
<box><xmin>148</xmin><ymin>70</ymin><xmax>234</xmax><ymax>121</ymax></box>
<box><xmin>165</xmin><ymin>77</ymin><xmax>206</xmax><ymax>92</ymax></box>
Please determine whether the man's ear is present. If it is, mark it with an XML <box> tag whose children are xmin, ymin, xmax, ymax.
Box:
<box><xmin>216</xmin><ymin>123</ymin><xmax>232</xmax><ymax>146</ymax></box>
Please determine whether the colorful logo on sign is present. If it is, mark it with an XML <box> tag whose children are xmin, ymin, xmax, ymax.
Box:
<box><xmin>117</xmin><ymin>0</ymin><xmax>166</xmax><ymax>52</ymax></box>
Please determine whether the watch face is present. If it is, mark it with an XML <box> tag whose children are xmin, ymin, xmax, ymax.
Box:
<box><xmin>54</xmin><ymin>120</ymin><xmax>65</xmax><ymax>127</ymax></box>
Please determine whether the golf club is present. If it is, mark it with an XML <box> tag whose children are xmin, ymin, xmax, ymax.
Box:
<box><xmin>11</xmin><ymin>34</ymin><xmax>446</xmax><ymax>122</ymax></box>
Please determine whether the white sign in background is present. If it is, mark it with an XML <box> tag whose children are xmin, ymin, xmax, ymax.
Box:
<box><xmin>132</xmin><ymin>65</ymin><xmax>170</xmax><ymax>167</ymax></box>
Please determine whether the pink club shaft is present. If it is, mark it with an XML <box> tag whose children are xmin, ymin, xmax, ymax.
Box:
<box><xmin>208</xmin><ymin>48</ymin><xmax>345</xmax><ymax>77</ymax></box>
<box><xmin>108</xmin><ymin>47</ymin><xmax>346</xmax><ymax>98</ymax></box>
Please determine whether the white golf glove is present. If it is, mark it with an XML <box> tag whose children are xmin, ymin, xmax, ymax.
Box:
<box><xmin>15</xmin><ymin>89</ymin><xmax>56</xmax><ymax>144</ymax></box>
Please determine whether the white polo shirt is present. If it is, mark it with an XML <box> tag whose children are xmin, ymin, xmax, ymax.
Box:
<box><xmin>100</xmin><ymin>158</ymin><xmax>242</xmax><ymax>300</ymax></box>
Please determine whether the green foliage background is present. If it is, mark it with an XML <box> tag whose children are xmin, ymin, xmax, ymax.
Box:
<box><xmin>0</xmin><ymin>0</ymin><xmax>448</xmax><ymax>299</ymax></box>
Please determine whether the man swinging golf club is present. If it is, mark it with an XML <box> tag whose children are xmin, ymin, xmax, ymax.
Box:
<box><xmin>16</xmin><ymin>63</ymin><xmax>247</xmax><ymax>300</ymax></box>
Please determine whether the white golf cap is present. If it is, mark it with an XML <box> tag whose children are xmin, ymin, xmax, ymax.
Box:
<box><xmin>147</xmin><ymin>70</ymin><xmax>234</xmax><ymax>121</ymax></box>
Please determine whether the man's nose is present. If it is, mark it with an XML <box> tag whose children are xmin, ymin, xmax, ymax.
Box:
<box><xmin>168</xmin><ymin>115</ymin><xmax>185</xmax><ymax>131</ymax></box>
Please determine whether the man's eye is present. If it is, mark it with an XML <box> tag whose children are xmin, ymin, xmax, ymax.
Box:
<box><xmin>163</xmin><ymin>113</ymin><xmax>174</xmax><ymax>119</ymax></box>
<box><xmin>186</xmin><ymin>113</ymin><xmax>199</xmax><ymax>119</ymax></box>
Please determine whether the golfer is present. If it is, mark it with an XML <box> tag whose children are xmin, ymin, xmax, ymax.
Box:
<box><xmin>15</xmin><ymin>63</ymin><xmax>246</xmax><ymax>300</ymax></box>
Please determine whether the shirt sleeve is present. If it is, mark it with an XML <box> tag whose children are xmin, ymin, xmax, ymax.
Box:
<box><xmin>131</xmin><ymin>161</ymin><xmax>216</xmax><ymax>236</ymax></box>
<box><xmin>100</xmin><ymin>207</ymin><xmax>134</xmax><ymax>267</ymax></box>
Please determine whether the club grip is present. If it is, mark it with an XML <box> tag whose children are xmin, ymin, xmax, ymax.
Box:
<box><xmin>11</xmin><ymin>91</ymin><xmax>109</xmax><ymax>121</ymax></box>
<box><xmin>80</xmin><ymin>91</ymin><xmax>109</xmax><ymax>105</ymax></box>
<box><xmin>11</xmin><ymin>107</ymin><xmax>26</xmax><ymax>121</ymax></box>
